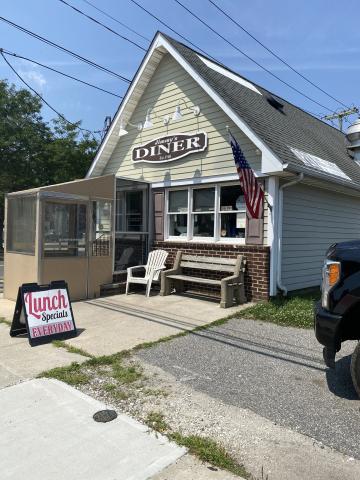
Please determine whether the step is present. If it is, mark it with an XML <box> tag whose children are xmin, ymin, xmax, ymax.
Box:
<box><xmin>100</xmin><ymin>281</ymin><xmax>126</xmax><ymax>297</ymax></box>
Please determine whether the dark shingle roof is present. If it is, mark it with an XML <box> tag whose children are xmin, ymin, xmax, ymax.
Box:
<box><xmin>164</xmin><ymin>34</ymin><xmax>360</xmax><ymax>188</ymax></box>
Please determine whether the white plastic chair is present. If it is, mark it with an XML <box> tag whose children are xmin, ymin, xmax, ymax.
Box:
<box><xmin>126</xmin><ymin>250</ymin><xmax>168</xmax><ymax>297</ymax></box>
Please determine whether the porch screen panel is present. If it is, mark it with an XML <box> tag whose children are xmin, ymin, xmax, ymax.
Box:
<box><xmin>7</xmin><ymin>195</ymin><xmax>36</xmax><ymax>254</ymax></box>
<box><xmin>43</xmin><ymin>202</ymin><xmax>86</xmax><ymax>257</ymax></box>
<box><xmin>92</xmin><ymin>200</ymin><xmax>112</xmax><ymax>256</ymax></box>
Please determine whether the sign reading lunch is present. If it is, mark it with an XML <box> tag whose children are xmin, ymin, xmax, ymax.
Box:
<box><xmin>10</xmin><ymin>281</ymin><xmax>77</xmax><ymax>346</ymax></box>
<box><xmin>132</xmin><ymin>132</ymin><xmax>208</xmax><ymax>163</ymax></box>
<box><xmin>25</xmin><ymin>288</ymin><xmax>74</xmax><ymax>339</ymax></box>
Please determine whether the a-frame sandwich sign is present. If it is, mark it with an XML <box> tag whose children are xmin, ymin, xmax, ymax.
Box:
<box><xmin>10</xmin><ymin>281</ymin><xmax>77</xmax><ymax>347</ymax></box>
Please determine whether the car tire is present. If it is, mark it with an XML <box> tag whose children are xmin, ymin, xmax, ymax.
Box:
<box><xmin>350</xmin><ymin>342</ymin><xmax>360</xmax><ymax>398</ymax></box>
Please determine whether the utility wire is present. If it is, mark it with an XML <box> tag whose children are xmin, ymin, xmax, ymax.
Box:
<box><xmin>129</xmin><ymin>0</ymin><xmax>219</xmax><ymax>61</ymax></box>
<box><xmin>0</xmin><ymin>16</ymin><xmax>131</xmax><ymax>83</ymax></box>
<box><xmin>208</xmin><ymin>0</ymin><xmax>349</xmax><ymax>109</ymax></box>
<box><xmin>1</xmin><ymin>50</ymin><xmax>101</xmax><ymax>136</ymax></box>
<box><xmin>58</xmin><ymin>0</ymin><xmax>147</xmax><ymax>52</ymax></box>
<box><xmin>173</xmin><ymin>0</ymin><xmax>335</xmax><ymax>113</ymax></box>
<box><xmin>0</xmin><ymin>48</ymin><xmax>122</xmax><ymax>98</ymax></box>
<box><xmin>80</xmin><ymin>0</ymin><xmax>150</xmax><ymax>42</ymax></box>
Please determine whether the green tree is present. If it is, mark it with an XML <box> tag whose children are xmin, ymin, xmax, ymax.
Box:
<box><xmin>0</xmin><ymin>80</ymin><xmax>99</xmax><ymax>245</ymax></box>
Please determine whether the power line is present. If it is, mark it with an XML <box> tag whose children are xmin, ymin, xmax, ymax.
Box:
<box><xmin>58</xmin><ymin>0</ymin><xmax>147</xmax><ymax>52</ymax></box>
<box><xmin>80</xmin><ymin>0</ymin><xmax>150</xmax><ymax>43</ymax></box>
<box><xmin>1</xmin><ymin>50</ymin><xmax>101</xmax><ymax>136</ymax></box>
<box><xmin>0</xmin><ymin>48</ymin><xmax>122</xmax><ymax>98</ymax></box>
<box><xmin>0</xmin><ymin>16</ymin><xmax>131</xmax><ymax>83</ymax></box>
<box><xmin>128</xmin><ymin>0</ymin><xmax>219</xmax><ymax>61</ymax></box>
<box><xmin>208</xmin><ymin>0</ymin><xmax>349</xmax><ymax>109</ymax></box>
<box><xmin>173</xmin><ymin>0</ymin><xmax>336</xmax><ymax>113</ymax></box>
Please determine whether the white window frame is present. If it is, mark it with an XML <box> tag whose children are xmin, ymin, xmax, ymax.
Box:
<box><xmin>164</xmin><ymin>182</ymin><xmax>247</xmax><ymax>244</ymax></box>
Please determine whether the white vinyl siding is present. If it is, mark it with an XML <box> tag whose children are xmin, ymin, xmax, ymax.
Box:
<box><xmin>103</xmin><ymin>53</ymin><xmax>261</xmax><ymax>182</ymax></box>
<box><xmin>282</xmin><ymin>184</ymin><xmax>360</xmax><ymax>291</ymax></box>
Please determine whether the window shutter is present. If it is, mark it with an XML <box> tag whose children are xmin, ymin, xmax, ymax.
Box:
<box><xmin>245</xmin><ymin>214</ymin><xmax>264</xmax><ymax>245</ymax></box>
<box><xmin>153</xmin><ymin>191</ymin><xmax>165</xmax><ymax>241</ymax></box>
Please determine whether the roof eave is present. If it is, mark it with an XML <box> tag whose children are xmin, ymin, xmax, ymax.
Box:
<box><xmin>285</xmin><ymin>163</ymin><xmax>360</xmax><ymax>193</ymax></box>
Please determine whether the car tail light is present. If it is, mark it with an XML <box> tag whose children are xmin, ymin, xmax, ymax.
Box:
<box><xmin>321</xmin><ymin>260</ymin><xmax>341</xmax><ymax>310</ymax></box>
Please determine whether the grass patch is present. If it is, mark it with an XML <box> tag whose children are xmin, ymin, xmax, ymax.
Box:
<box><xmin>133</xmin><ymin>332</ymin><xmax>189</xmax><ymax>352</ymax></box>
<box><xmin>237</xmin><ymin>292</ymin><xmax>320</xmax><ymax>329</ymax></box>
<box><xmin>143</xmin><ymin>388</ymin><xmax>168</xmax><ymax>398</ymax></box>
<box><xmin>103</xmin><ymin>383</ymin><xmax>129</xmax><ymax>400</ymax></box>
<box><xmin>146</xmin><ymin>411</ymin><xmax>169</xmax><ymax>433</ymax></box>
<box><xmin>40</xmin><ymin>349</ymin><xmax>142</xmax><ymax>388</ymax></box>
<box><xmin>85</xmin><ymin>351</ymin><xmax>130</xmax><ymax>367</ymax></box>
<box><xmin>111</xmin><ymin>362</ymin><xmax>143</xmax><ymax>384</ymax></box>
<box><xmin>40</xmin><ymin>362</ymin><xmax>90</xmax><ymax>386</ymax></box>
<box><xmin>145</xmin><ymin>412</ymin><xmax>249</xmax><ymax>478</ymax></box>
<box><xmin>52</xmin><ymin>340</ymin><xmax>93</xmax><ymax>358</ymax></box>
<box><xmin>170</xmin><ymin>433</ymin><xmax>249</xmax><ymax>478</ymax></box>
<box><xmin>0</xmin><ymin>317</ymin><xmax>11</xmax><ymax>327</ymax></box>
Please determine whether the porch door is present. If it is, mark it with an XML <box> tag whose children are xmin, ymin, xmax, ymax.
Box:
<box><xmin>114</xmin><ymin>179</ymin><xmax>150</xmax><ymax>272</ymax></box>
<box><xmin>42</xmin><ymin>199</ymin><xmax>89</xmax><ymax>300</ymax></box>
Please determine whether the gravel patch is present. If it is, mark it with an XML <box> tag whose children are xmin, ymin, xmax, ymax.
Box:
<box><xmin>78</xmin><ymin>354</ymin><xmax>360</xmax><ymax>480</ymax></box>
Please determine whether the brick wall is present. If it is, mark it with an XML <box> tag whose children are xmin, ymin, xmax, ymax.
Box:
<box><xmin>153</xmin><ymin>241</ymin><xmax>270</xmax><ymax>301</ymax></box>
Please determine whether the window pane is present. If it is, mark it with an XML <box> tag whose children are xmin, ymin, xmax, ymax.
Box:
<box><xmin>7</xmin><ymin>196</ymin><xmax>36</xmax><ymax>254</ymax></box>
<box><xmin>126</xmin><ymin>191</ymin><xmax>143</xmax><ymax>231</ymax></box>
<box><xmin>220</xmin><ymin>185</ymin><xmax>245</xmax><ymax>211</ymax></box>
<box><xmin>44</xmin><ymin>202</ymin><xmax>86</xmax><ymax>257</ymax></box>
<box><xmin>169</xmin><ymin>190</ymin><xmax>187</xmax><ymax>213</ymax></box>
<box><xmin>92</xmin><ymin>201</ymin><xmax>111</xmax><ymax>256</ymax></box>
<box><xmin>92</xmin><ymin>201</ymin><xmax>111</xmax><ymax>238</ymax></box>
<box><xmin>169</xmin><ymin>214</ymin><xmax>187</xmax><ymax>236</ymax></box>
<box><xmin>220</xmin><ymin>212</ymin><xmax>246</xmax><ymax>238</ymax></box>
<box><xmin>193</xmin><ymin>213</ymin><xmax>214</xmax><ymax>237</ymax></box>
<box><xmin>193</xmin><ymin>188</ymin><xmax>215</xmax><ymax>212</ymax></box>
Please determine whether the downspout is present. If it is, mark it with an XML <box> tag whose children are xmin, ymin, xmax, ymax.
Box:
<box><xmin>277</xmin><ymin>173</ymin><xmax>304</xmax><ymax>295</ymax></box>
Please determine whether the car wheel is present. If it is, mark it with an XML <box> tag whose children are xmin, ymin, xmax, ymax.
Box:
<box><xmin>350</xmin><ymin>342</ymin><xmax>360</xmax><ymax>397</ymax></box>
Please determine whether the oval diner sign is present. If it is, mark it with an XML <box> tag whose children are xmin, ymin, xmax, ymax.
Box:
<box><xmin>132</xmin><ymin>132</ymin><xmax>208</xmax><ymax>163</ymax></box>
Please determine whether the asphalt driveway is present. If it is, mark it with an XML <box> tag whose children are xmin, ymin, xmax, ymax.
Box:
<box><xmin>139</xmin><ymin>317</ymin><xmax>360</xmax><ymax>459</ymax></box>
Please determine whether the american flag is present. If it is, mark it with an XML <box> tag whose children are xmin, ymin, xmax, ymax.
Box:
<box><xmin>229</xmin><ymin>132</ymin><xmax>264</xmax><ymax>219</ymax></box>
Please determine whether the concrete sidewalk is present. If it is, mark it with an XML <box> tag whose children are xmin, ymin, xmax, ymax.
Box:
<box><xmin>0</xmin><ymin>293</ymin><xmax>249</xmax><ymax>387</ymax></box>
<box><xmin>0</xmin><ymin>323</ymin><xmax>86</xmax><ymax>388</ymax></box>
<box><xmin>0</xmin><ymin>378</ymin><xmax>186</xmax><ymax>480</ymax></box>
<box><xmin>0</xmin><ymin>293</ymin><xmax>248</xmax><ymax>357</ymax></box>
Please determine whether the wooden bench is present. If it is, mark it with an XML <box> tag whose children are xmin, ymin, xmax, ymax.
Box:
<box><xmin>160</xmin><ymin>251</ymin><xmax>246</xmax><ymax>308</ymax></box>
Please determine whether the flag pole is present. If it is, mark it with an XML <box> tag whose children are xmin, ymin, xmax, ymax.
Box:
<box><xmin>226</xmin><ymin>125</ymin><xmax>273</xmax><ymax>212</ymax></box>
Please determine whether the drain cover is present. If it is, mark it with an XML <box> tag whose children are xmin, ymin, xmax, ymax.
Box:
<box><xmin>93</xmin><ymin>409</ymin><xmax>118</xmax><ymax>423</ymax></box>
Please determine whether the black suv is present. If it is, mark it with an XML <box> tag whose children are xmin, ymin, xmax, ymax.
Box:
<box><xmin>315</xmin><ymin>239</ymin><xmax>360</xmax><ymax>396</ymax></box>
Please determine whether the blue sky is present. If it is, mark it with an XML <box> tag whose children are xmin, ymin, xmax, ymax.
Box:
<box><xmin>1</xmin><ymin>0</ymin><xmax>359</xmax><ymax>135</ymax></box>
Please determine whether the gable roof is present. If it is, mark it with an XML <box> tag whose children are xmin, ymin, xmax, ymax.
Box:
<box><xmin>88</xmin><ymin>32</ymin><xmax>360</xmax><ymax>191</ymax></box>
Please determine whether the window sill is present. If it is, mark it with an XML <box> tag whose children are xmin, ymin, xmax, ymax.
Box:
<box><xmin>163</xmin><ymin>238</ymin><xmax>246</xmax><ymax>245</ymax></box>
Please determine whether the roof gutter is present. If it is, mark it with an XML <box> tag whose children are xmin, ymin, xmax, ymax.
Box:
<box><xmin>277</xmin><ymin>173</ymin><xmax>304</xmax><ymax>296</ymax></box>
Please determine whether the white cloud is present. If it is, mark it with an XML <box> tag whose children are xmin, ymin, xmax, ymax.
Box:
<box><xmin>19</xmin><ymin>69</ymin><xmax>47</xmax><ymax>90</ymax></box>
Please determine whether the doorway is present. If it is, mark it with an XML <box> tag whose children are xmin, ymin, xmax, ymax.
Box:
<box><xmin>114</xmin><ymin>179</ymin><xmax>150</xmax><ymax>273</ymax></box>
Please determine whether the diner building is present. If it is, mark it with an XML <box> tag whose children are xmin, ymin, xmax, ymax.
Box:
<box><xmin>4</xmin><ymin>32</ymin><xmax>360</xmax><ymax>302</ymax></box>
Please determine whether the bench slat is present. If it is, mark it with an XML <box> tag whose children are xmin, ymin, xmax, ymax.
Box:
<box><xmin>166</xmin><ymin>274</ymin><xmax>221</xmax><ymax>285</ymax></box>
<box><xmin>180</xmin><ymin>261</ymin><xmax>235</xmax><ymax>272</ymax></box>
<box><xmin>182</xmin><ymin>254</ymin><xmax>238</xmax><ymax>266</ymax></box>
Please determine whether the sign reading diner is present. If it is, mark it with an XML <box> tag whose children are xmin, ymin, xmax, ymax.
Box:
<box><xmin>132</xmin><ymin>132</ymin><xmax>208</xmax><ymax>163</ymax></box>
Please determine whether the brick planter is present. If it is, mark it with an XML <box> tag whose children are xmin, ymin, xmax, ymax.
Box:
<box><xmin>153</xmin><ymin>241</ymin><xmax>270</xmax><ymax>301</ymax></box>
